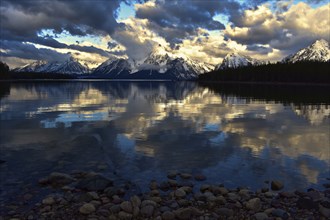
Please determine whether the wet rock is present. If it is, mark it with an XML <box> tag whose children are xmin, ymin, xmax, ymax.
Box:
<box><xmin>174</xmin><ymin>208</ymin><xmax>192</xmax><ymax>220</ymax></box>
<box><xmin>306</xmin><ymin>190</ymin><xmax>321</xmax><ymax>201</ymax></box>
<box><xmin>162</xmin><ymin>211</ymin><xmax>175</xmax><ymax>220</ymax></box>
<box><xmin>86</xmin><ymin>192</ymin><xmax>99</xmax><ymax>200</ymax></box>
<box><xmin>177</xmin><ymin>199</ymin><xmax>190</xmax><ymax>207</ymax></box>
<box><xmin>218</xmin><ymin>187</ymin><xmax>229</xmax><ymax>195</ymax></box>
<box><xmin>296</xmin><ymin>197</ymin><xmax>318</xmax><ymax>210</ymax></box>
<box><xmin>118</xmin><ymin>211</ymin><xmax>132</xmax><ymax>220</ymax></box>
<box><xmin>120</xmin><ymin>201</ymin><xmax>133</xmax><ymax>213</ymax></box>
<box><xmin>279</xmin><ymin>191</ymin><xmax>295</xmax><ymax>198</ymax></box>
<box><xmin>42</xmin><ymin>172</ymin><xmax>75</xmax><ymax>186</ymax></box>
<box><xmin>227</xmin><ymin>192</ymin><xmax>240</xmax><ymax>201</ymax></box>
<box><xmin>150</xmin><ymin>189</ymin><xmax>160</xmax><ymax>196</ymax></box>
<box><xmin>130</xmin><ymin>195</ymin><xmax>141</xmax><ymax>208</ymax></box>
<box><xmin>194</xmin><ymin>174</ymin><xmax>206</xmax><ymax>181</ymax></box>
<box><xmin>150</xmin><ymin>181</ymin><xmax>158</xmax><ymax>190</ymax></box>
<box><xmin>246</xmin><ymin>198</ymin><xmax>261</xmax><ymax>212</ymax></box>
<box><xmin>271</xmin><ymin>180</ymin><xmax>284</xmax><ymax>191</ymax></box>
<box><xmin>42</xmin><ymin>197</ymin><xmax>55</xmax><ymax>205</ymax></box>
<box><xmin>97</xmin><ymin>208</ymin><xmax>110</xmax><ymax>217</ymax></box>
<box><xmin>167</xmin><ymin>171</ymin><xmax>178</xmax><ymax>179</ymax></box>
<box><xmin>79</xmin><ymin>203</ymin><xmax>96</xmax><ymax>214</ymax></box>
<box><xmin>175</xmin><ymin>189</ymin><xmax>186</xmax><ymax>198</ymax></box>
<box><xmin>23</xmin><ymin>193</ymin><xmax>33</xmax><ymax>201</ymax></box>
<box><xmin>254</xmin><ymin>212</ymin><xmax>268</xmax><ymax>220</ymax></box>
<box><xmin>180</xmin><ymin>173</ymin><xmax>192</xmax><ymax>179</ymax></box>
<box><xmin>109</xmin><ymin>204</ymin><xmax>121</xmax><ymax>214</ymax></box>
<box><xmin>200</xmin><ymin>184</ymin><xmax>210</xmax><ymax>192</ymax></box>
<box><xmin>319</xmin><ymin>204</ymin><xmax>330</xmax><ymax>218</ymax></box>
<box><xmin>272</xmin><ymin>208</ymin><xmax>289</xmax><ymax>220</ymax></box>
<box><xmin>141</xmin><ymin>200</ymin><xmax>157</xmax><ymax>208</ymax></box>
<box><xmin>216</xmin><ymin>208</ymin><xmax>233</xmax><ymax>217</ymax></box>
<box><xmin>104</xmin><ymin>187</ymin><xmax>117</xmax><ymax>198</ymax></box>
<box><xmin>168</xmin><ymin>179</ymin><xmax>178</xmax><ymax>187</ymax></box>
<box><xmin>215</xmin><ymin>195</ymin><xmax>226</xmax><ymax>205</ymax></box>
<box><xmin>159</xmin><ymin>182</ymin><xmax>170</xmax><ymax>191</ymax></box>
<box><xmin>264</xmin><ymin>191</ymin><xmax>275</xmax><ymax>198</ymax></box>
<box><xmin>76</xmin><ymin>174</ymin><xmax>113</xmax><ymax>191</ymax></box>
<box><xmin>210</xmin><ymin>186</ymin><xmax>221</xmax><ymax>195</ymax></box>
<box><xmin>180</xmin><ymin>186</ymin><xmax>192</xmax><ymax>194</ymax></box>
<box><xmin>149</xmin><ymin>196</ymin><xmax>162</xmax><ymax>203</ymax></box>
<box><xmin>239</xmin><ymin>189</ymin><xmax>251</xmax><ymax>199</ymax></box>
<box><xmin>141</xmin><ymin>205</ymin><xmax>154</xmax><ymax>217</ymax></box>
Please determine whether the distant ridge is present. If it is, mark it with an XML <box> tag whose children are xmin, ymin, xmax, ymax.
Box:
<box><xmin>14</xmin><ymin>57</ymin><xmax>89</xmax><ymax>74</ymax></box>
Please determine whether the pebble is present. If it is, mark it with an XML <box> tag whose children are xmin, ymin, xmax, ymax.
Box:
<box><xmin>167</xmin><ymin>171</ymin><xmax>178</xmax><ymax>179</ymax></box>
<box><xmin>141</xmin><ymin>205</ymin><xmax>154</xmax><ymax>217</ymax></box>
<box><xmin>218</xmin><ymin>187</ymin><xmax>229</xmax><ymax>195</ymax></box>
<box><xmin>120</xmin><ymin>201</ymin><xmax>133</xmax><ymax>213</ymax></box>
<box><xmin>216</xmin><ymin>207</ymin><xmax>233</xmax><ymax>217</ymax></box>
<box><xmin>79</xmin><ymin>203</ymin><xmax>96</xmax><ymax>214</ymax></box>
<box><xmin>296</xmin><ymin>197</ymin><xmax>318</xmax><ymax>210</ymax></box>
<box><xmin>76</xmin><ymin>174</ymin><xmax>113</xmax><ymax>191</ymax></box>
<box><xmin>246</xmin><ymin>198</ymin><xmax>261</xmax><ymax>212</ymax></box>
<box><xmin>118</xmin><ymin>211</ymin><xmax>133</xmax><ymax>220</ymax></box>
<box><xmin>272</xmin><ymin>208</ymin><xmax>289</xmax><ymax>220</ymax></box>
<box><xmin>150</xmin><ymin>181</ymin><xmax>158</xmax><ymax>190</ymax></box>
<box><xmin>180</xmin><ymin>173</ymin><xmax>192</xmax><ymax>179</ymax></box>
<box><xmin>175</xmin><ymin>189</ymin><xmax>186</xmax><ymax>198</ymax></box>
<box><xmin>42</xmin><ymin>197</ymin><xmax>55</xmax><ymax>205</ymax></box>
<box><xmin>130</xmin><ymin>195</ymin><xmax>141</xmax><ymax>208</ymax></box>
<box><xmin>174</xmin><ymin>208</ymin><xmax>192</xmax><ymax>220</ymax></box>
<box><xmin>271</xmin><ymin>180</ymin><xmax>284</xmax><ymax>191</ymax></box>
<box><xmin>319</xmin><ymin>204</ymin><xmax>330</xmax><ymax>218</ymax></box>
<box><xmin>254</xmin><ymin>212</ymin><xmax>268</xmax><ymax>220</ymax></box>
<box><xmin>162</xmin><ymin>211</ymin><xmax>175</xmax><ymax>220</ymax></box>
<box><xmin>194</xmin><ymin>174</ymin><xmax>206</xmax><ymax>181</ymax></box>
<box><xmin>141</xmin><ymin>200</ymin><xmax>157</xmax><ymax>207</ymax></box>
<box><xmin>110</xmin><ymin>204</ymin><xmax>121</xmax><ymax>214</ymax></box>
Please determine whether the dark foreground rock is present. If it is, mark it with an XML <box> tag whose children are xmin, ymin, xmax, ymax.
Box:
<box><xmin>2</xmin><ymin>171</ymin><xmax>330</xmax><ymax>220</ymax></box>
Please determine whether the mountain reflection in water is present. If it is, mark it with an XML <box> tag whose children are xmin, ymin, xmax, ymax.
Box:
<box><xmin>0</xmin><ymin>81</ymin><xmax>329</xmax><ymax>203</ymax></box>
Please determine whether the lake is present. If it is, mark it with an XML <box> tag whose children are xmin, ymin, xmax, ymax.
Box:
<box><xmin>0</xmin><ymin>81</ymin><xmax>329</xmax><ymax>206</ymax></box>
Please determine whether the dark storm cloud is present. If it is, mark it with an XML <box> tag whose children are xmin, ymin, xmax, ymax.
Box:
<box><xmin>1</xmin><ymin>0</ymin><xmax>123</xmax><ymax>39</ymax></box>
<box><xmin>0</xmin><ymin>40</ymin><xmax>69</xmax><ymax>62</ymax></box>
<box><xmin>0</xmin><ymin>0</ymin><xmax>127</xmax><ymax>60</ymax></box>
<box><xmin>135</xmin><ymin>0</ymin><xmax>240</xmax><ymax>44</ymax></box>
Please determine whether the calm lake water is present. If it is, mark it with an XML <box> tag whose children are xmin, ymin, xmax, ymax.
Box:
<box><xmin>0</xmin><ymin>81</ymin><xmax>329</xmax><ymax>204</ymax></box>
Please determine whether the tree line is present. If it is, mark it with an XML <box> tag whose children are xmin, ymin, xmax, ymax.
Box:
<box><xmin>199</xmin><ymin>61</ymin><xmax>330</xmax><ymax>84</ymax></box>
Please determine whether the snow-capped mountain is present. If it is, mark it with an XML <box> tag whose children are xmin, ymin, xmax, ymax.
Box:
<box><xmin>15</xmin><ymin>58</ymin><xmax>89</xmax><ymax>74</ymax></box>
<box><xmin>282</xmin><ymin>39</ymin><xmax>330</xmax><ymax>63</ymax></box>
<box><xmin>92</xmin><ymin>45</ymin><xmax>213</xmax><ymax>80</ymax></box>
<box><xmin>215</xmin><ymin>52</ymin><xmax>263</xmax><ymax>70</ymax></box>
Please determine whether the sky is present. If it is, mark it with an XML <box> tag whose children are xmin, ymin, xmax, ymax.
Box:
<box><xmin>0</xmin><ymin>0</ymin><xmax>329</xmax><ymax>68</ymax></box>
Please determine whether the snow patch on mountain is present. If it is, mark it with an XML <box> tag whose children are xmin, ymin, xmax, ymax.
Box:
<box><xmin>15</xmin><ymin>57</ymin><xmax>89</xmax><ymax>74</ymax></box>
<box><xmin>93</xmin><ymin>44</ymin><xmax>214</xmax><ymax>79</ymax></box>
<box><xmin>283</xmin><ymin>39</ymin><xmax>330</xmax><ymax>63</ymax></box>
<box><xmin>215</xmin><ymin>52</ymin><xmax>263</xmax><ymax>70</ymax></box>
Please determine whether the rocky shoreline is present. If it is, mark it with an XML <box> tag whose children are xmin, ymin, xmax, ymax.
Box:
<box><xmin>1</xmin><ymin>171</ymin><xmax>330</xmax><ymax>220</ymax></box>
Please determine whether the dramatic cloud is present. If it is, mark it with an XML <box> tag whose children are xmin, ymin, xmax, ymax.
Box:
<box><xmin>225</xmin><ymin>2</ymin><xmax>330</xmax><ymax>55</ymax></box>
<box><xmin>135</xmin><ymin>0</ymin><xmax>239</xmax><ymax>44</ymax></box>
<box><xmin>0</xmin><ymin>0</ymin><xmax>329</xmax><ymax>68</ymax></box>
<box><xmin>0</xmin><ymin>0</ymin><xmax>122</xmax><ymax>39</ymax></box>
<box><xmin>0</xmin><ymin>40</ymin><xmax>70</xmax><ymax>62</ymax></box>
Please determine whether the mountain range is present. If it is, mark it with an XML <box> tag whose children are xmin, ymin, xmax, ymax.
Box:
<box><xmin>13</xmin><ymin>39</ymin><xmax>329</xmax><ymax>79</ymax></box>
